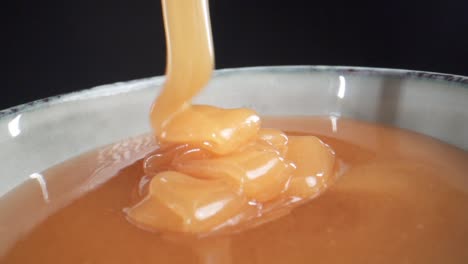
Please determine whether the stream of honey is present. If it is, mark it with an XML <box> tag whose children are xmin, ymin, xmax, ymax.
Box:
<box><xmin>127</xmin><ymin>0</ymin><xmax>337</xmax><ymax>235</ymax></box>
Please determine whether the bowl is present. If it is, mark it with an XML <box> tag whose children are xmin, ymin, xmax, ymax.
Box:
<box><xmin>1</xmin><ymin>65</ymin><xmax>467</xmax><ymax>197</ymax></box>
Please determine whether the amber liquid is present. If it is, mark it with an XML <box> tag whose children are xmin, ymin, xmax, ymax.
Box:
<box><xmin>1</xmin><ymin>117</ymin><xmax>468</xmax><ymax>263</ymax></box>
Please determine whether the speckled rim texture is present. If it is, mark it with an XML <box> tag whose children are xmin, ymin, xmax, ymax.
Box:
<box><xmin>1</xmin><ymin>66</ymin><xmax>467</xmax><ymax>120</ymax></box>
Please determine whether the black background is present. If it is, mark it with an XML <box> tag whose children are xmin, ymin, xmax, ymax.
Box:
<box><xmin>2</xmin><ymin>0</ymin><xmax>468</xmax><ymax>110</ymax></box>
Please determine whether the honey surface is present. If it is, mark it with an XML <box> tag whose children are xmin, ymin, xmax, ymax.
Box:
<box><xmin>2</xmin><ymin>117</ymin><xmax>468</xmax><ymax>263</ymax></box>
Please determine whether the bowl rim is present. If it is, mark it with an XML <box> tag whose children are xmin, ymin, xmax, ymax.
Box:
<box><xmin>1</xmin><ymin>65</ymin><xmax>467</xmax><ymax>120</ymax></box>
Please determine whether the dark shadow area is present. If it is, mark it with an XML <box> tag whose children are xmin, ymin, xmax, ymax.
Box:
<box><xmin>377</xmin><ymin>78</ymin><xmax>403</xmax><ymax>125</ymax></box>
<box><xmin>2</xmin><ymin>0</ymin><xmax>467</xmax><ymax>110</ymax></box>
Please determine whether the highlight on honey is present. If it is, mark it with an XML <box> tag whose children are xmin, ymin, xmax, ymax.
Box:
<box><xmin>125</xmin><ymin>0</ymin><xmax>337</xmax><ymax>235</ymax></box>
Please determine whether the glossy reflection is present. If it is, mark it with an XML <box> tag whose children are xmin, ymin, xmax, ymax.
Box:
<box><xmin>29</xmin><ymin>173</ymin><xmax>49</xmax><ymax>203</ymax></box>
<box><xmin>330</xmin><ymin>115</ymin><xmax>339</xmax><ymax>133</ymax></box>
<box><xmin>337</xmin><ymin>75</ymin><xmax>346</xmax><ymax>99</ymax></box>
<box><xmin>7</xmin><ymin>115</ymin><xmax>21</xmax><ymax>138</ymax></box>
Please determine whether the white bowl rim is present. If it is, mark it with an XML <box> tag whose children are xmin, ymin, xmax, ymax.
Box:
<box><xmin>1</xmin><ymin>65</ymin><xmax>467</xmax><ymax>120</ymax></box>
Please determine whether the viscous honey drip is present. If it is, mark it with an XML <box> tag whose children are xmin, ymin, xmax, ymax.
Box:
<box><xmin>126</xmin><ymin>0</ymin><xmax>336</xmax><ymax>235</ymax></box>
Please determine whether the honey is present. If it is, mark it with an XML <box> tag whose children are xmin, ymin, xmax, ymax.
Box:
<box><xmin>129</xmin><ymin>0</ymin><xmax>337</xmax><ymax>234</ymax></box>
